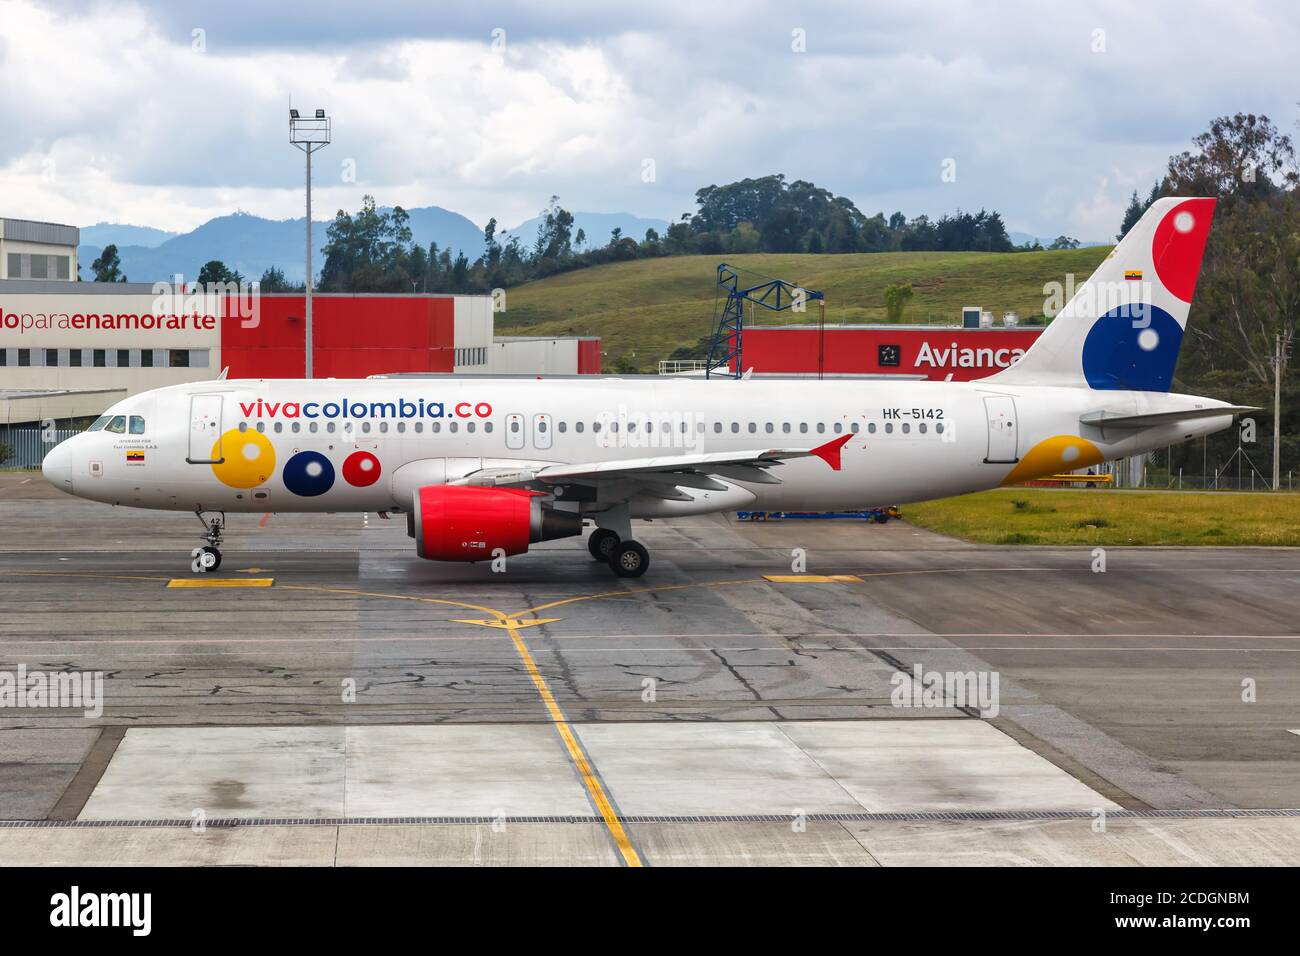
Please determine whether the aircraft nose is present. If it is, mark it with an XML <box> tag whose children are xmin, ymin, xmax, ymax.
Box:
<box><xmin>41</xmin><ymin>439</ymin><xmax>75</xmax><ymax>495</ymax></box>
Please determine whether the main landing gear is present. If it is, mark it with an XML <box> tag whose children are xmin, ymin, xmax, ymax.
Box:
<box><xmin>587</xmin><ymin>527</ymin><xmax>650</xmax><ymax>578</ymax></box>
<box><xmin>192</xmin><ymin>510</ymin><xmax>225</xmax><ymax>573</ymax></box>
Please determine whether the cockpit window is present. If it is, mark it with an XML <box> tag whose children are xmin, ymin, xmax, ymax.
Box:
<box><xmin>105</xmin><ymin>415</ymin><xmax>127</xmax><ymax>434</ymax></box>
<box><xmin>87</xmin><ymin>416</ymin><xmax>111</xmax><ymax>432</ymax></box>
<box><xmin>129</xmin><ymin>415</ymin><xmax>146</xmax><ymax>435</ymax></box>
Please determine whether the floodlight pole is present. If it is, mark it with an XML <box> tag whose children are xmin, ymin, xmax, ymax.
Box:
<box><xmin>290</xmin><ymin>109</ymin><xmax>330</xmax><ymax>379</ymax></box>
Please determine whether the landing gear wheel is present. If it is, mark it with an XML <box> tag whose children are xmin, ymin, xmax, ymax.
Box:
<box><xmin>608</xmin><ymin>540</ymin><xmax>649</xmax><ymax>578</ymax></box>
<box><xmin>588</xmin><ymin>528</ymin><xmax>620</xmax><ymax>561</ymax></box>
<box><xmin>192</xmin><ymin>546</ymin><xmax>222</xmax><ymax>573</ymax></box>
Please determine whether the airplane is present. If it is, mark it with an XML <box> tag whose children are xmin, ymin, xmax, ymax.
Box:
<box><xmin>41</xmin><ymin>197</ymin><xmax>1251</xmax><ymax>577</ymax></box>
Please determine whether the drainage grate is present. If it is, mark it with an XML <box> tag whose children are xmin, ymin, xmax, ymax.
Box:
<box><xmin>2</xmin><ymin>808</ymin><xmax>1298</xmax><ymax>829</ymax></box>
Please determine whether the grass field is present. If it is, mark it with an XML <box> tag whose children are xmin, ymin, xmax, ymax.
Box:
<box><xmin>497</xmin><ymin>247</ymin><xmax>1112</xmax><ymax>365</ymax></box>
<box><xmin>904</xmin><ymin>489</ymin><xmax>1300</xmax><ymax>547</ymax></box>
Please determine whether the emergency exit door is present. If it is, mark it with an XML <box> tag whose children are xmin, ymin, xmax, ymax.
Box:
<box><xmin>187</xmin><ymin>394</ymin><xmax>225</xmax><ymax>464</ymax></box>
<box><xmin>983</xmin><ymin>395</ymin><xmax>1019</xmax><ymax>464</ymax></box>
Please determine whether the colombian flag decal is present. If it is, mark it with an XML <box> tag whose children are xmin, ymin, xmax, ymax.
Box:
<box><xmin>1124</xmin><ymin>269</ymin><xmax>1143</xmax><ymax>281</ymax></box>
<box><xmin>126</xmin><ymin>450</ymin><xmax>145</xmax><ymax>462</ymax></box>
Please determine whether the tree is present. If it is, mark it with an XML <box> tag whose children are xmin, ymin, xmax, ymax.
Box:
<box><xmin>574</xmin><ymin>228</ymin><xmax>587</xmax><ymax>251</ymax></box>
<box><xmin>258</xmin><ymin>266</ymin><xmax>292</xmax><ymax>291</ymax></box>
<box><xmin>198</xmin><ymin>260</ymin><xmax>242</xmax><ymax>286</ymax></box>
<box><xmin>0</xmin><ymin>442</ymin><xmax>12</xmax><ymax>466</ymax></box>
<box><xmin>1165</xmin><ymin>112</ymin><xmax>1297</xmax><ymax>208</ymax></box>
<box><xmin>90</xmin><ymin>244</ymin><xmax>127</xmax><ymax>283</ymax></box>
<box><xmin>609</xmin><ymin>227</ymin><xmax>623</xmax><ymax>246</ymax></box>
<box><xmin>1048</xmin><ymin>236</ymin><xmax>1080</xmax><ymax>250</ymax></box>
<box><xmin>1117</xmin><ymin>183</ymin><xmax>1160</xmax><ymax>241</ymax></box>
<box><xmin>883</xmin><ymin>283</ymin><xmax>914</xmax><ymax>322</ymax></box>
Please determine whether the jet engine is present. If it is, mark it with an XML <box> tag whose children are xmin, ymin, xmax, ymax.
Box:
<box><xmin>408</xmin><ymin>485</ymin><xmax>581</xmax><ymax>561</ymax></box>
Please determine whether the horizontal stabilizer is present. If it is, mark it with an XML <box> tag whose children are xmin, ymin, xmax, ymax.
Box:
<box><xmin>1080</xmin><ymin>406</ymin><xmax>1257</xmax><ymax>429</ymax></box>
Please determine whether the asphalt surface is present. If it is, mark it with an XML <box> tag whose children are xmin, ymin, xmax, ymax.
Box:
<box><xmin>1</xmin><ymin>473</ymin><xmax>1298</xmax><ymax>865</ymax></box>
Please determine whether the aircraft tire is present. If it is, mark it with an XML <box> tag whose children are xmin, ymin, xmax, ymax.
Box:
<box><xmin>609</xmin><ymin>540</ymin><xmax>649</xmax><ymax>578</ymax></box>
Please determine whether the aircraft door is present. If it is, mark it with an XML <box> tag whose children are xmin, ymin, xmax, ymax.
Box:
<box><xmin>505</xmin><ymin>413</ymin><xmax>525</xmax><ymax>450</ymax></box>
<box><xmin>983</xmin><ymin>395</ymin><xmax>1019</xmax><ymax>464</ymax></box>
<box><xmin>187</xmin><ymin>394</ymin><xmax>225</xmax><ymax>464</ymax></box>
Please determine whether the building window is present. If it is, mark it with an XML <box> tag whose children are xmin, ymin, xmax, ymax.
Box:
<box><xmin>6</xmin><ymin>253</ymin><xmax>19</xmax><ymax>278</ymax></box>
<box><xmin>93</xmin><ymin>349</ymin><xmax>106</xmax><ymax>367</ymax></box>
<box><xmin>31</xmin><ymin>256</ymin><xmax>48</xmax><ymax>279</ymax></box>
<box><xmin>190</xmin><ymin>349</ymin><xmax>210</xmax><ymax>368</ymax></box>
<box><xmin>45</xmin><ymin>348</ymin><xmax>58</xmax><ymax>366</ymax></box>
<box><xmin>169</xmin><ymin>349</ymin><xmax>190</xmax><ymax>368</ymax></box>
<box><xmin>140</xmin><ymin>350</ymin><xmax>154</xmax><ymax>368</ymax></box>
<box><xmin>18</xmin><ymin>349</ymin><xmax>30</xmax><ymax>366</ymax></box>
<box><xmin>69</xmin><ymin>349</ymin><xmax>82</xmax><ymax>367</ymax></box>
<box><xmin>117</xmin><ymin>349</ymin><xmax>130</xmax><ymax>367</ymax></box>
<box><xmin>55</xmin><ymin>256</ymin><xmax>70</xmax><ymax>280</ymax></box>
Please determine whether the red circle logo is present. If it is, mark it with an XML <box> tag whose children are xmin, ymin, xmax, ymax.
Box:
<box><xmin>342</xmin><ymin>451</ymin><xmax>382</xmax><ymax>487</ymax></box>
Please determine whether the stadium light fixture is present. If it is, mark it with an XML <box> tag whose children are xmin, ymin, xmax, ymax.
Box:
<box><xmin>289</xmin><ymin>107</ymin><xmax>331</xmax><ymax>378</ymax></box>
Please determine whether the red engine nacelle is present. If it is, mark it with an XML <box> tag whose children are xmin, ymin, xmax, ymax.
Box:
<box><xmin>409</xmin><ymin>485</ymin><xmax>581</xmax><ymax>562</ymax></box>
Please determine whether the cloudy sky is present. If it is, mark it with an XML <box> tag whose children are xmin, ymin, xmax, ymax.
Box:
<box><xmin>1</xmin><ymin>0</ymin><xmax>1296</xmax><ymax>240</ymax></box>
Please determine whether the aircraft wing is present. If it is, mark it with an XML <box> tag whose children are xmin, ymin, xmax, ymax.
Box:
<box><xmin>451</xmin><ymin>434</ymin><xmax>854</xmax><ymax>499</ymax></box>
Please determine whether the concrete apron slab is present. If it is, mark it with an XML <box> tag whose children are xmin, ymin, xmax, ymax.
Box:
<box><xmin>75</xmin><ymin>719</ymin><xmax>1114</xmax><ymax>821</ymax></box>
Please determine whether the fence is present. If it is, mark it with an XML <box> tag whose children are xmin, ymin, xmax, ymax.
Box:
<box><xmin>0</xmin><ymin>426</ymin><xmax>81</xmax><ymax>469</ymax></box>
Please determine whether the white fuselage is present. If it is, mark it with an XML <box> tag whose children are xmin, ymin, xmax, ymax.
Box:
<box><xmin>43</xmin><ymin>376</ymin><xmax>1235</xmax><ymax>516</ymax></box>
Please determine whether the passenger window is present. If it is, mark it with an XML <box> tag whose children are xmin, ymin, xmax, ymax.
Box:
<box><xmin>765</xmin><ymin>423</ymin><xmax>774</xmax><ymax>434</ymax></box>
<box><xmin>919</xmin><ymin>423</ymin><xmax>927</xmax><ymax>434</ymax></box>
<box><xmin>449</xmin><ymin>422</ymin><xmax>458</xmax><ymax>433</ymax></box>
<box><xmin>292</xmin><ymin>422</ymin><xmax>302</xmax><ymax>433</ymax></box>
<box><xmin>558</xmin><ymin>422</ymin><xmax>567</xmax><ymax>433</ymax></box>
<box><xmin>362</xmin><ymin>422</ymin><xmax>372</xmax><ymax>433</ymax></box>
<box><xmin>714</xmin><ymin>422</ymin><xmax>722</xmax><ymax>433</ymax></box>
<box><xmin>782</xmin><ymin>423</ymin><xmax>791</xmax><ymax>434</ymax></box>
<box><xmin>396</xmin><ymin>422</ymin><xmax>405</xmax><ymax>433</ymax></box>
<box><xmin>467</xmin><ymin>422</ymin><xmax>476</xmax><ymax>433</ymax></box>
<box><xmin>816</xmin><ymin>423</ymin><xmax>825</xmax><ymax>434</ymax></box>
<box><xmin>747</xmin><ymin>423</ymin><xmax>757</xmax><ymax>434</ymax></box>
<box><xmin>868</xmin><ymin>422</ymin><xmax>877</xmax><ymax>434</ymax></box>
<box><xmin>256</xmin><ymin>422</ymin><xmax>266</xmax><ymax>433</ymax></box>
<box><xmin>432</xmin><ymin>422</ymin><xmax>441</xmax><ymax>433</ymax></box>
<box><xmin>378</xmin><ymin>422</ymin><xmax>388</xmax><ymax>433</ymax></box>
<box><xmin>902</xmin><ymin>423</ymin><xmax>911</xmax><ymax>434</ymax></box>
<box><xmin>484</xmin><ymin>422</ymin><xmax>493</xmax><ymax>433</ymax></box>
<box><xmin>327</xmin><ymin>422</ymin><xmax>336</xmax><ymax>433</ymax></box>
<box><xmin>274</xmin><ymin>422</ymin><xmax>283</xmax><ymax>433</ymax></box>
<box><xmin>731</xmin><ymin>422</ymin><xmax>739</xmax><ymax>433</ymax></box>
<box><xmin>885</xmin><ymin>423</ymin><xmax>894</xmax><ymax>434</ymax></box>
<box><xmin>833</xmin><ymin>423</ymin><xmax>842</xmax><ymax>434</ymax></box>
<box><xmin>799</xmin><ymin>423</ymin><xmax>808</xmax><ymax>434</ymax></box>
<box><xmin>850</xmin><ymin>422</ymin><xmax>859</xmax><ymax>434</ymax></box>
<box><xmin>105</xmin><ymin>416</ymin><xmax>126</xmax><ymax>434</ymax></box>
<box><xmin>309</xmin><ymin>422</ymin><xmax>319</xmax><ymax>433</ymax></box>
<box><xmin>575</xmin><ymin>422</ymin><xmax>584</xmax><ymax>433</ymax></box>
<box><xmin>936</xmin><ymin>422</ymin><xmax>945</xmax><ymax>434</ymax></box>
<box><xmin>238</xmin><ymin>421</ymin><xmax>249</xmax><ymax>432</ymax></box>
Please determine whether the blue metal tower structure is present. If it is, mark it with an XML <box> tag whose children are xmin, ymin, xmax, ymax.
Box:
<box><xmin>704</xmin><ymin>263</ymin><xmax>825</xmax><ymax>379</ymax></box>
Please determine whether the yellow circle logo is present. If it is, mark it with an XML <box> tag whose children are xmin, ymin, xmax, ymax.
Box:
<box><xmin>211</xmin><ymin>428</ymin><xmax>276</xmax><ymax>488</ymax></box>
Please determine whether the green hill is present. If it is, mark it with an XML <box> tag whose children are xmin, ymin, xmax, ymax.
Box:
<box><xmin>497</xmin><ymin>248</ymin><xmax>1112</xmax><ymax>367</ymax></box>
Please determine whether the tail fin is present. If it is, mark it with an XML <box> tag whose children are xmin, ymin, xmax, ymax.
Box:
<box><xmin>989</xmin><ymin>197</ymin><xmax>1215</xmax><ymax>391</ymax></box>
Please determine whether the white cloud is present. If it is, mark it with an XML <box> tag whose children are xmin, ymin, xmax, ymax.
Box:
<box><xmin>1</xmin><ymin>0</ymin><xmax>1298</xmax><ymax>238</ymax></box>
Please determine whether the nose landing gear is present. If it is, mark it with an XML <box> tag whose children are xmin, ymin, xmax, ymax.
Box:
<box><xmin>192</xmin><ymin>511</ymin><xmax>226</xmax><ymax>573</ymax></box>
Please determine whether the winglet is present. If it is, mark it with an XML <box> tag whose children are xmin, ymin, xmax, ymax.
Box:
<box><xmin>810</xmin><ymin>433</ymin><xmax>854</xmax><ymax>471</ymax></box>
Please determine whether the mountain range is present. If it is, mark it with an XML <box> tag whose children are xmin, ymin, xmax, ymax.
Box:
<box><xmin>78</xmin><ymin>210</ymin><xmax>673</xmax><ymax>284</ymax></box>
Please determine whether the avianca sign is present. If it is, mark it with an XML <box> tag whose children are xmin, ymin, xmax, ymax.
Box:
<box><xmin>238</xmin><ymin>397</ymin><xmax>494</xmax><ymax>420</ymax></box>
<box><xmin>914</xmin><ymin>341</ymin><xmax>1026</xmax><ymax>370</ymax></box>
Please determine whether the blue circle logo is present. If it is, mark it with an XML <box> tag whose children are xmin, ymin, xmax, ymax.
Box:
<box><xmin>1081</xmin><ymin>304</ymin><xmax>1183</xmax><ymax>391</ymax></box>
<box><xmin>282</xmin><ymin>450</ymin><xmax>335</xmax><ymax>497</ymax></box>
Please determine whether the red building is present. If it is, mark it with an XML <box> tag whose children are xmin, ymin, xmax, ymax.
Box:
<box><xmin>734</xmin><ymin>324</ymin><xmax>1044</xmax><ymax>380</ymax></box>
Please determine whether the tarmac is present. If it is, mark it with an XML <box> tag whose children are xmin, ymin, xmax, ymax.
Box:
<box><xmin>1</xmin><ymin>472</ymin><xmax>1298</xmax><ymax>866</ymax></box>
